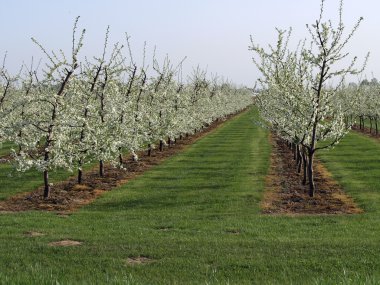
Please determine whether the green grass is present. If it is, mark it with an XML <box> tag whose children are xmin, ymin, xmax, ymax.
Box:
<box><xmin>0</xmin><ymin>141</ymin><xmax>15</xmax><ymax>156</ymax></box>
<box><xmin>318</xmin><ymin>131</ymin><xmax>380</xmax><ymax>213</ymax></box>
<box><xmin>0</xmin><ymin>108</ymin><xmax>380</xmax><ymax>284</ymax></box>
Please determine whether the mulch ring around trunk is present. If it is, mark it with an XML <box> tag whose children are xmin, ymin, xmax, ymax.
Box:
<box><xmin>0</xmin><ymin>111</ymin><xmax>244</xmax><ymax>213</ymax></box>
<box><xmin>261</xmin><ymin>134</ymin><xmax>363</xmax><ymax>215</ymax></box>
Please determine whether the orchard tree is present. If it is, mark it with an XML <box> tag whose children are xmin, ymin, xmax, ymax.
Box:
<box><xmin>250</xmin><ymin>0</ymin><xmax>368</xmax><ymax>197</ymax></box>
<box><xmin>12</xmin><ymin>17</ymin><xmax>85</xmax><ymax>198</ymax></box>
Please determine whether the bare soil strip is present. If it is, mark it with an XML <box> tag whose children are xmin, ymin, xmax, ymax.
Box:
<box><xmin>0</xmin><ymin>111</ymin><xmax>244</xmax><ymax>213</ymax></box>
<box><xmin>352</xmin><ymin>125</ymin><xmax>380</xmax><ymax>140</ymax></box>
<box><xmin>261</xmin><ymin>135</ymin><xmax>362</xmax><ymax>215</ymax></box>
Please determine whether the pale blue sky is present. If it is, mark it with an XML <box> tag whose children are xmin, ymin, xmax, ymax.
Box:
<box><xmin>0</xmin><ymin>0</ymin><xmax>378</xmax><ymax>86</ymax></box>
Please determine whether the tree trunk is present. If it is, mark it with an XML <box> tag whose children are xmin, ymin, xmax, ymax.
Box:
<box><xmin>99</xmin><ymin>160</ymin><xmax>104</xmax><ymax>177</ymax></box>
<box><xmin>147</xmin><ymin>144</ymin><xmax>152</xmax><ymax>156</ymax></box>
<box><xmin>17</xmin><ymin>130</ymin><xmax>23</xmax><ymax>155</ymax></box>
<box><xmin>77</xmin><ymin>157</ymin><xmax>85</xmax><ymax>184</ymax></box>
<box><xmin>167</xmin><ymin>137</ymin><xmax>171</xmax><ymax>147</ymax></box>
<box><xmin>307</xmin><ymin>151</ymin><xmax>315</xmax><ymax>197</ymax></box>
<box><xmin>78</xmin><ymin>168</ymin><xmax>83</xmax><ymax>184</ymax></box>
<box><xmin>302</xmin><ymin>150</ymin><xmax>307</xmax><ymax>186</ymax></box>
<box><xmin>43</xmin><ymin>170</ymin><xmax>50</xmax><ymax>199</ymax></box>
<box><xmin>159</xmin><ymin>140</ymin><xmax>164</xmax><ymax>151</ymax></box>
<box><xmin>43</xmin><ymin>149</ymin><xmax>50</xmax><ymax>198</ymax></box>
<box><xmin>376</xmin><ymin>118</ymin><xmax>378</xmax><ymax>135</ymax></box>
<box><xmin>119</xmin><ymin>153</ymin><xmax>123</xmax><ymax>165</ymax></box>
<box><xmin>296</xmin><ymin>145</ymin><xmax>302</xmax><ymax>173</ymax></box>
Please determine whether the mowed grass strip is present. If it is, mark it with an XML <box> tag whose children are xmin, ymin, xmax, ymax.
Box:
<box><xmin>317</xmin><ymin>130</ymin><xmax>380</xmax><ymax>214</ymax></box>
<box><xmin>0</xmin><ymin>108</ymin><xmax>380</xmax><ymax>284</ymax></box>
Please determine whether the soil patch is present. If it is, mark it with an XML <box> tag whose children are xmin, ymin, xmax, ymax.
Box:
<box><xmin>48</xmin><ymin>240</ymin><xmax>82</xmax><ymax>247</ymax></box>
<box><xmin>261</xmin><ymin>134</ymin><xmax>363</xmax><ymax>215</ymax></box>
<box><xmin>225</xmin><ymin>229</ymin><xmax>241</xmax><ymax>235</ymax></box>
<box><xmin>126</xmin><ymin>256</ymin><xmax>155</xmax><ymax>265</ymax></box>
<box><xmin>0</xmin><ymin>110</ymin><xmax>246</xmax><ymax>213</ymax></box>
<box><xmin>352</xmin><ymin>125</ymin><xmax>380</xmax><ymax>139</ymax></box>
<box><xmin>24</xmin><ymin>231</ymin><xmax>45</xmax><ymax>237</ymax></box>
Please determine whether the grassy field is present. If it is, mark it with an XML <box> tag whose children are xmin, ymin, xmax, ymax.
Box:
<box><xmin>0</xmin><ymin>108</ymin><xmax>380</xmax><ymax>284</ymax></box>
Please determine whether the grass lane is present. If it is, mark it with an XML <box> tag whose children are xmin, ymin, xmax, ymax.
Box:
<box><xmin>0</xmin><ymin>108</ymin><xmax>379</xmax><ymax>284</ymax></box>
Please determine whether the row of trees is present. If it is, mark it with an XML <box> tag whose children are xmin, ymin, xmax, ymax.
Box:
<box><xmin>0</xmin><ymin>18</ymin><xmax>253</xmax><ymax>198</ymax></box>
<box><xmin>348</xmin><ymin>80</ymin><xmax>380</xmax><ymax>134</ymax></box>
<box><xmin>250</xmin><ymin>0</ymin><xmax>368</xmax><ymax>197</ymax></box>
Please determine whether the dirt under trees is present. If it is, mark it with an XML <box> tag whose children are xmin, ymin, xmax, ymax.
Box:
<box><xmin>0</xmin><ymin>113</ymin><xmax>236</xmax><ymax>213</ymax></box>
<box><xmin>352</xmin><ymin>125</ymin><xmax>380</xmax><ymax>139</ymax></box>
<box><xmin>261</xmin><ymin>135</ymin><xmax>362</xmax><ymax>215</ymax></box>
<box><xmin>0</xmin><ymin>113</ymin><xmax>364</xmax><ymax>215</ymax></box>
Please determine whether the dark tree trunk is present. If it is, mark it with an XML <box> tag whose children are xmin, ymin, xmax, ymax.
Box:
<box><xmin>17</xmin><ymin>129</ymin><xmax>23</xmax><ymax>155</ymax></box>
<box><xmin>307</xmin><ymin>151</ymin><xmax>315</xmax><ymax>197</ymax></box>
<box><xmin>167</xmin><ymin>137</ymin><xmax>171</xmax><ymax>147</ymax></box>
<box><xmin>119</xmin><ymin>153</ymin><xmax>123</xmax><ymax>165</ymax></box>
<box><xmin>78</xmin><ymin>158</ymin><xmax>83</xmax><ymax>184</ymax></box>
<box><xmin>147</xmin><ymin>144</ymin><xmax>152</xmax><ymax>156</ymax></box>
<box><xmin>78</xmin><ymin>168</ymin><xmax>83</xmax><ymax>185</ymax></box>
<box><xmin>376</xmin><ymin>118</ymin><xmax>378</xmax><ymax>135</ymax></box>
<box><xmin>159</xmin><ymin>140</ymin><xmax>164</xmax><ymax>151</ymax></box>
<box><xmin>302</xmin><ymin>150</ymin><xmax>307</xmax><ymax>186</ymax></box>
<box><xmin>43</xmin><ymin>170</ymin><xmax>50</xmax><ymax>199</ymax></box>
<box><xmin>99</xmin><ymin>160</ymin><xmax>104</xmax><ymax>177</ymax></box>
<box><xmin>296</xmin><ymin>145</ymin><xmax>302</xmax><ymax>173</ymax></box>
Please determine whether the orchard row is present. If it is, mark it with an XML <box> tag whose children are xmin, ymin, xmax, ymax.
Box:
<box><xmin>0</xmin><ymin>18</ymin><xmax>253</xmax><ymax>197</ymax></box>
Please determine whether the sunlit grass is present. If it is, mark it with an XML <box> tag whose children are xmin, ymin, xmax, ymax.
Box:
<box><xmin>0</xmin><ymin>109</ymin><xmax>379</xmax><ymax>284</ymax></box>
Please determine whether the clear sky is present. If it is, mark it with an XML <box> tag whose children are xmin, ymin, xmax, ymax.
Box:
<box><xmin>0</xmin><ymin>0</ymin><xmax>377</xmax><ymax>87</ymax></box>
